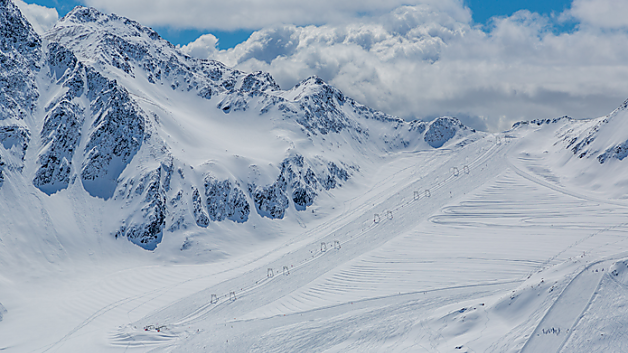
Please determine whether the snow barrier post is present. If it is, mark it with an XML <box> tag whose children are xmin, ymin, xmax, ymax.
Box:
<box><xmin>230</xmin><ymin>291</ymin><xmax>236</xmax><ymax>301</ymax></box>
<box><xmin>267</xmin><ymin>268</ymin><xmax>274</xmax><ymax>278</ymax></box>
<box><xmin>210</xmin><ymin>294</ymin><xmax>218</xmax><ymax>304</ymax></box>
<box><xmin>283</xmin><ymin>266</ymin><xmax>290</xmax><ymax>275</ymax></box>
<box><xmin>321</xmin><ymin>242</ymin><xmax>327</xmax><ymax>252</ymax></box>
<box><xmin>374</xmin><ymin>214</ymin><xmax>381</xmax><ymax>223</ymax></box>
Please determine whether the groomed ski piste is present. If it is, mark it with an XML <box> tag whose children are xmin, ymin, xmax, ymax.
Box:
<box><xmin>3</xmin><ymin>119</ymin><xmax>628</xmax><ymax>352</ymax></box>
<box><xmin>3</xmin><ymin>2</ymin><xmax>628</xmax><ymax>351</ymax></box>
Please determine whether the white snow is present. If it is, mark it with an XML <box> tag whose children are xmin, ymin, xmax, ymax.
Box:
<box><xmin>3</xmin><ymin>123</ymin><xmax>628</xmax><ymax>352</ymax></box>
<box><xmin>3</xmin><ymin>3</ymin><xmax>628</xmax><ymax>352</ymax></box>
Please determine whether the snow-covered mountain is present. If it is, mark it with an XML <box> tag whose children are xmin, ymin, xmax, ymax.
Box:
<box><xmin>0</xmin><ymin>1</ymin><xmax>476</xmax><ymax>250</ymax></box>
<box><xmin>5</xmin><ymin>1</ymin><xmax>628</xmax><ymax>352</ymax></box>
<box><xmin>506</xmin><ymin>98</ymin><xmax>628</xmax><ymax>198</ymax></box>
<box><xmin>512</xmin><ymin>98</ymin><xmax>628</xmax><ymax>164</ymax></box>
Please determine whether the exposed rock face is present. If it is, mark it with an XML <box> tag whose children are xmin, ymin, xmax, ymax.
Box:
<box><xmin>33</xmin><ymin>43</ymin><xmax>85</xmax><ymax>194</ymax></box>
<box><xmin>0</xmin><ymin>0</ymin><xmax>40</xmax><ymax>122</ymax></box>
<box><xmin>80</xmin><ymin>73</ymin><xmax>146</xmax><ymax>199</ymax></box>
<box><xmin>0</xmin><ymin>156</ymin><xmax>4</xmax><ymax>186</ymax></box>
<box><xmin>565</xmin><ymin>120</ymin><xmax>603</xmax><ymax>159</ymax></box>
<box><xmin>115</xmin><ymin>166</ymin><xmax>168</xmax><ymax>250</ymax></box>
<box><xmin>548</xmin><ymin>99</ymin><xmax>628</xmax><ymax>164</ymax></box>
<box><xmin>30</xmin><ymin>41</ymin><xmax>147</xmax><ymax>197</ymax></box>
<box><xmin>252</xmin><ymin>178</ymin><xmax>290</xmax><ymax>219</ymax></box>
<box><xmin>595</xmin><ymin>101</ymin><xmax>628</xmax><ymax>164</ymax></box>
<box><xmin>217</xmin><ymin>92</ymin><xmax>249</xmax><ymax>114</ymax></box>
<box><xmin>0</xmin><ymin>0</ymin><xmax>38</xmax><ymax>185</ymax></box>
<box><xmin>192</xmin><ymin>187</ymin><xmax>209</xmax><ymax>227</ymax></box>
<box><xmin>204</xmin><ymin>177</ymin><xmax>250</xmax><ymax>223</ymax></box>
<box><xmin>126</xmin><ymin>172</ymin><xmax>166</xmax><ymax>250</ymax></box>
<box><xmin>323</xmin><ymin>162</ymin><xmax>350</xmax><ymax>189</ymax></box>
<box><xmin>282</xmin><ymin>77</ymin><xmax>351</xmax><ymax>136</ymax></box>
<box><xmin>250</xmin><ymin>155</ymin><xmax>351</xmax><ymax>218</ymax></box>
<box><xmin>598</xmin><ymin>142</ymin><xmax>628</xmax><ymax>163</ymax></box>
<box><xmin>424</xmin><ymin>117</ymin><xmax>471</xmax><ymax>148</ymax></box>
<box><xmin>47</xmin><ymin>7</ymin><xmax>280</xmax><ymax>103</ymax></box>
<box><xmin>0</xmin><ymin>126</ymin><xmax>29</xmax><ymax>186</ymax></box>
<box><xmin>167</xmin><ymin>190</ymin><xmax>186</xmax><ymax>233</ymax></box>
<box><xmin>33</xmin><ymin>101</ymin><xmax>81</xmax><ymax>193</ymax></box>
<box><xmin>0</xmin><ymin>125</ymin><xmax>29</xmax><ymax>169</ymax></box>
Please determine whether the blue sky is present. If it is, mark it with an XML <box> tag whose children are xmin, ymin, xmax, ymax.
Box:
<box><xmin>24</xmin><ymin>0</ymin><xmax>575</xmax><ymax>48</ymax></box>
<box><xmin>20</xmin><ymin>0</ymin><xmax>252</xmax><ymax>48</ymax></box>
<box><xmin>466</xmin><ymin>0</ymin><xmax>572</xmax><ymax>23</ymax></box>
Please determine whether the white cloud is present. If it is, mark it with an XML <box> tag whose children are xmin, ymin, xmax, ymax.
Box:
<box><xmin>568</xmin><ymin>0</ymin><xmax>628</xmax><ymax>29</ymax></box>
<box><xmin>83</xmin><ymin>0</ymin><xmax>470</xmax><ymax>31</ymax></box>
<box><xmin>82</xmin><ymin>0</ymin><xmax>628</xmax><ymax>132</ymax></box>
<box><xmin>180</xmin><ymin>2</ymin><xmax>628</xmax><ymax>132</ymax></box>
<box><xmin>179</xmin><ymin>33</ymin><xmax>219</xmax><ymax>59</ymax></box>
<box><xmin>14</xmin><ymin>0</ymin><xmax>58</xmax><ymax>35</ymax></box>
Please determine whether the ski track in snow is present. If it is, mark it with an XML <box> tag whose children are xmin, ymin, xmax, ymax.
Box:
<box><xmin>148</xmin><ymin>137</ymin><xmax>622</xmax><ymax>350</ymax></box>
<box><xmin>3</xmin><ymin>133</ymin><xmax>628</xmax><ymax>352</ymax></box>
<box><xmin>3</xmin><ymin>3</ymin><xmax>628</xmax><ymax>350</ymax></box>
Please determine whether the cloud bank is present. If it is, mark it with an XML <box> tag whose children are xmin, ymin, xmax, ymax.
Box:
<box><xmin>84</xmin><ymin>0</ymin><xmax>467</xmax><ymax>31</ymax></box>
<box><xmin>568</xmin><ymin>0</ymin><xmax>628</xmax><ymax>29</ymax></box>
<box><xmin>82</xmin><ymin>0</ymin><xmax>628</xmax><ymax>131</ymax></box>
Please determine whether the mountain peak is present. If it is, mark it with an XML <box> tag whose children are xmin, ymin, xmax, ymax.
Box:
<box><xmin>1</xmin><ymin>0</ymin><xmax>40</xmax><ymax>56</ymax></box>
<box><xmin>1</xmin><ymin>1</ymin><xmax>481</xmax><ymax>251</ymax></box>
<box><xmin>56</xmin><ymin>5</ymin><xmax>163</xmax><ymax>44</ymax></box>
<box><xmin>61</xmin><ymin>6</ymin><xmax>104</xmax><ymax>24</ymax></box>
<box><xmin>288</xmin><ymin>75</ymin><xmax>346</xmax><ymax>105</ymax></box>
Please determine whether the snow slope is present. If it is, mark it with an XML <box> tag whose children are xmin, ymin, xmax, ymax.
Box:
<box><xmin>2</xmin><ymin>1</ymin><xmax>628</xmax><ymax>352</ymax></box>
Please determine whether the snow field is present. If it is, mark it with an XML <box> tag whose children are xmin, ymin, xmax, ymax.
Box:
<box><xmin>3</xmin><ymin>131</ymin><xmax>628</xmax><ymax>352</ymax></box>
<box><xmin>3</xmin><ymin>3</ymin><xmax>628</xmax><ymax>351</ymax></box>
<box><xmin>132</xmin><ymin>133</ymin><xmax>628</xmax><ymax>352</ymax></box>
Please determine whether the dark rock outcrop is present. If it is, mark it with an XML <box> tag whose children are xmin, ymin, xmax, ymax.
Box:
<box><xmin>80</xmin><ymin>70</ymin><xmax>146</xmax><ymax>199</ymax></box>
<box><xmin>115</xmin><ymin>167</ymin><xmax>167</xmax><ymax>250</ymax></box>
<box><xmin>0</xmin><ymin>125</ymin><xmax>29</xmax><ymax>167</ymax></box>
<box><xmin>192</xmin><ymin>187</ymin><xmax>210</xmax><ymax>227</ymax></box>
<box><xmin>0</xmin><ymin>0</ymin><xmax>40</xmax><ymax>122</ymax></box>
<box><xmin>204</xmin><ymin>177</ymin><xmax>250</xmax><ymax>223</ymax></box>
<box><xmin>424</xmin><ymin>117</ymin><xmax>470</xmax><ymax>148</ymax></box>
<box><xmin>250</xmin><ymin>155</ymin><xmax>351</xmax><ymax>218</ymax></box>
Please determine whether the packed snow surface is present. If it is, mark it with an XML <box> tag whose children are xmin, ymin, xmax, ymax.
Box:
<box><xmin>2</xmin><ymin>1</ymin><xmax>628</xmax><ymax>352</ymax></box>
<box><xmin>4</xmin><ymin>122</ymin><xmax>628</xmax><ymax>352</ymax></box>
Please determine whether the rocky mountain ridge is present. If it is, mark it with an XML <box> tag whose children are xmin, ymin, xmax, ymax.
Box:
<box><xmin>0</xmin><ymin>1</ymin><xmax>478</xmax><ymax>250</ymax></box>
<box><xmin>512</xmin><ymin>98</ymin><xmax>628</xmax><ymax>165</ymax></box>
